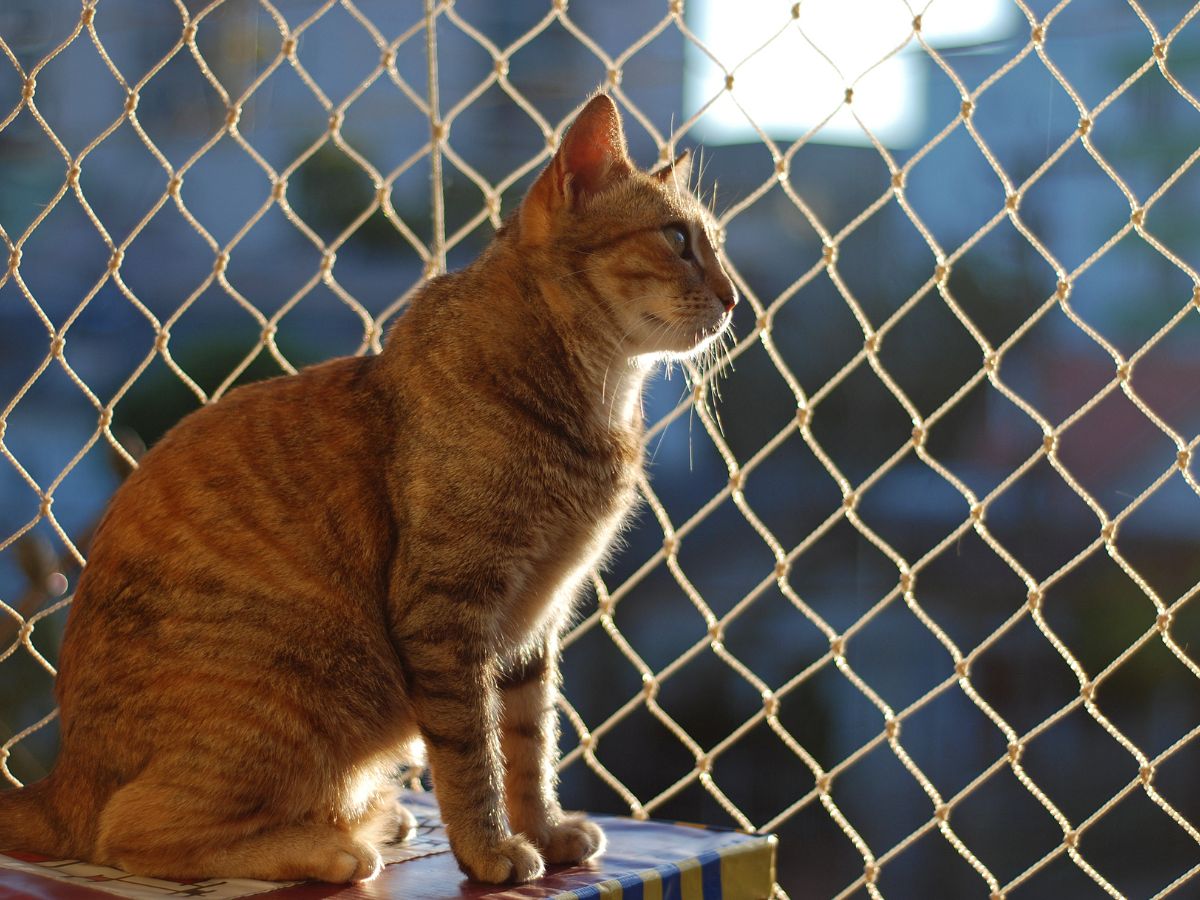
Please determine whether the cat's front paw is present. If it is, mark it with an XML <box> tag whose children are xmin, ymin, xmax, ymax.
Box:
<box><xmin>535</xmin><ymin>813</ymin><xmax>607</xmax><ymax>865</ymax></box>
<box><xmin>457</xmin><ymin>834</ymin><xmax>545</xmax><ymax>883</ymax></box>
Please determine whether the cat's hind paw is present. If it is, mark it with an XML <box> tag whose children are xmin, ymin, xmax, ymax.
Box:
<box><xmin>537</xmin><ymin>813</ymin><xmax>606</xmax><ymax>865</ymax></box>
<box><xmin>387</xmin><ymin>801</ymin><xmax>418</xmax><ymax>844</ymax></box>
<box><xmin>458</xmin><ymin>834</ymin><xmax>545</xmax><ymax>883</ymax></box>
<box><xmin>317</xmin><ymin>840</ymin><xmax>383</xmax><ymax>883</ymax></box>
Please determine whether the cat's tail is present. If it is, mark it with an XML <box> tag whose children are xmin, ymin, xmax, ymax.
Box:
<box><xmin>0</xmin><ymin>779</ymin><xmax>63</xmax><ymax>855</ymax></box>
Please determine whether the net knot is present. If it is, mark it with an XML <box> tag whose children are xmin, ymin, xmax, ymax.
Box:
<box><xmin>844</xmin><ymin>88</ymin><xmax>854</xmax><ymax>105</ymax></box>
<box><xmin>695</xmin><ymin>754</ymin><xmax>712</xmax><ymax>774</ymax></box>
<box><xmin>1077</xmin><ymin>117</ymin><xmax>1092</xmax><ymax>136</ymax></box>
<box><xmin>863</xmin><ymin>333</ymin><xmax>879</xmax><ymax>353</ymax></box>
<box><xmin>183</xmin><ymin>22</ymin><xmax>197</xmax><ymax>42</ymax></box>
<box><xmin>1100</xmin><ymin>521</ymin><xmax>1116</xmax><ymax>541</ymax></box>
<box><xmin>1005</xmin><ymin>192</ymin><xmax>1020</xmax><ymax>210</ymax></box>
<box><xmin>38</xmin><ymin>496</ymin><xmax>53</xmax><ymax>516</ymax></box>
<box><xmin>816</xmin><ymin>772</ymin><xmax>832</xmax><ymax>794</ymax></box>
<box><xmin>830</xmin><ymin>636</ymin><xmax>845</xmax><ymax>657</ymax></box>
<box><xmin>934</xmin><ymin>263</ymin><xmax>948</xmax><ymax>283</ymax></box>
<box><xmin>671</xmin><ymin>0</ymin><xmax>685</xmax><ymax>15</ymax></box>
<box><xmin>1055</xmin><ymin>279</ymin><xmax>1071</xmax><ymax>299</ymax></box>
<box><xmin>1007</xmin><ymin>740</ymin><xmax>1024</xmax><ymax>762</ymax></box>
<box><xmin>775</xmin><ymin>158</ymin><xmax>788</xmax><ymax>179</ymax></box>
<box><xmin>8</xmin><ymin>248</ymin><xmax>22</xmax><ymax>271</ymax></box>
<box><xmin>1158</xmin><ymin>611</ymin><xmax>1174</xmax><ymax>632</ymax></box>
<box><xmin>282</xmin><ymin>37</ymin><xmax>298</xmax><ymax>58</ymax></box>
<box><xmin>724</xmin><ymin>74</ymin><xmax>735</xmax><ymax>92</ymax></box>
<box><xmin>954</xmin><ymin>659</ymin><xmax>970</xmax><ymax>677</ymax></box>
<box><xmin>328</xmin><ymin>110</ymin><xmax>344</xmax><ymax>133</ymax></box>
<box><xmin>1115</xmin><ymin>361</ymin><xmax>1130</xmax><ymax>381</ymax></box>
<box><xmin>960</xmin><ymin>99</ymin><xmax>974</xmax><ymax>119</ymax></box>
<box><xmin>934</xmin><ymin>803</ymin><xmax>950</xmax><ymax>823</ymax></box>
<box><xmin>728</xmin><ymin>470</ymin><xmax>744</xmax><ymax>491</ymax></box>
<box><xmin>1042</xmin><ymin>433</ymin><xmax>1057</xmax><ymax>453</ymax></box>
<box><xmin>791</xmin><ymin>3</ymin><xmax>800</xmax><ymax>19</ymax></box>
<box><xmin>493</xmin><ymin>57</ymin><xmax>509</xmax><ymax>77</ymax></box>
<box><xmin>1153</xmin><ymin>41</ymin><xmax>1166</xmax><ymax>60</ymax></box>
<box><xmin>1193</xmin><ymin>285</ymin><xmax>1200</xmax><ymax>308</ymax></box>
<box><xmin>1080</xmin><ymin>681</ymin><xmax>1095</xmax><ymax>702</ymax></box>
<box><xmin>863</xmin><ymin>863</ymin><xmax>879</xmax><ymax>884</ymax></box>
<box><xmin>50</xmin><ymin>335</ymin><xmax>65</xmax><ymax>357</ymax></box>
<box><xmin>213</xmin><ymin>252</ymin><xmax>229</xmax><ymax>274</ymax></box>
<box><xmin>891</xmin><ymin>171</ymin><xmax>905</xmax><ymax>189</ymax></box>
<box><xmin>22</xmin><ymin>77</ymin><xmax>35</xmax><ymax>101</ymax></box>
<box><xmin>911</xmin><ymin>15</ymin><xmax>922</xmax><ymax>32</ymax></box>
<box><xmin>762</xmin><ymin>691</ymin><xmax>779</xmax><ymax>717</ymax></box>
<box><xmin>155</xmin><ymin>329</ymin><xmax>171</xmax><ymax>351</ymax></box>
<box><xmin>969</xmin><ymin>503</ymin><xmax>984</xmax><ymax>522</ymax></box>
<box><xmin>261</xmin><ymin>323</ymin><xmax>277</xmax><ymax>341</ymax></box>
<box><xmin>320</xmin><ymin>251</ymin><xmax>336</xmax><ymax>273</ymax></box>
<box><xmin>1140</xmin><ymin>764</ymin><xmax>1155</xmax><ymax>784</ymax></box>
<box><xmin>553</xmin><ymin>0</ymin><xmax>568</xmax><ymax>11</ymax></box>
<box><xmin>226</xmin><ymin>106</ymin><xmax>241</xmax><ymax>129</ymax></box>
<box><xmin>108</xmin><ymin>249</ymin><xmax>124</xmax><ymax>272</ymax></box>
<box><xmin>273</xmin><ymin>180</ymin><xmax>288</xmax><ymax>201</ymax></box>
<box><xmin>822</xmin><ymin>244</ymin><xmax>837</xmax><ymax>264</ymax></box>
<box><xmin>796</xmin><ymin>406</ymin><xmax>811</xmax><ymax>428</ymax></box>
<box><xmin>982</xmin><ymin>352</ymin><xmax>997</xmax><ymax>372</ymax></box>
<box><xmin>1063</xmin><ymin>830</ymin><xmax>1079</xmax><ymax>849</ymax></box>
<box><xmin>80</xmin><ymin>6</ymin><xmax>95</xmax><ymax>25</ymax></box>
<box><xmin>910</xmin><ymin>425</ymin><xmax>925</xmax><ymax>446</ymax></box>
<box><xmin>899</xmin><ymin>571</ymin><xmax>913</xmax><ymax>591</ymax></box>
<box><xmin>774</xmin><ymin>559</ymin><xmax>789</xmax><ymax>579</ymax></box>
<box><xmin>168</xmin><ymin>175</ymin><xmax>183</xmax><ymax>197</ymax></box>
<box><xmin>606</xmin><ymin>69</ymin><xmax>621</xmax><ymax>88</ymax></box>
<box><xmin>98</xmin><ymin>407</ymin><xmax>112</xmax><ymax>428</ymax></box>
<box><xmin>1178</xmin><ymin>448</ymin><xmax>1191</xmax><ymax>470</ymax></box>
<box><xmin>757</xmin><ymin>313</ymin><xmax>772</xmax><ymax>334</ymax></box>
<box><xmin>1130</xmin><ymin>207</ymin><xmax>1145</xmax><ymax>227</ymax></box>
<box><xmin>841</xmin><ymin>491</ymin><xmax>857</xmax><ymax>510</ymax></box>
<box><xmin>707</xmin><ymin>620</ymin><xmax>723</xmax><ymax>642</ymax></box>
<box><xmin>885</xmin><ymin>717</ymin><xmax>900</xmax><ymax>738</ymax></box>
<box><xmin>65</xmin><ymin>164</ymin><xmax>81</xmax><ymax>187</ymax></box>
<box><xmin>1031</xmin><ymin>24</ymin><xmax>1045</xmax><ymax>44</ymax></box>
<box><xmin>641</xmin><ymin>674</ymin><xmax>659</xmax><ymax>699</ymax></box>
<box><xmin>662</xmin><ymin>535</ymin><xmax>678</xmax><ymax>555</ymax></box>
<box><xmin>1026</xmin><ymin>589</ymin><xmax>1042</xmax><ymax>611</ymax></box>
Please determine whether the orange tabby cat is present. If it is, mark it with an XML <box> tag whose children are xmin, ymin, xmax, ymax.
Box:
<box><xmin>0</xmin><ymin>93</ymin><xmax>736</xmax><ymax>884</ymax></box>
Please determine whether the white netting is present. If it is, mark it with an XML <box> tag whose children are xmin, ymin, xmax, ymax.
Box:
<box><xmin>2</xmin><ymin>1</ymin><xmax>1200</xmax><ymax>896</ymax></box>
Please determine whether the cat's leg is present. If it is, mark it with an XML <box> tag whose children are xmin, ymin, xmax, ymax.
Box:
<box><xmin>400</xmin><ymin>618</ymin><xmax>544</xmax><ymax>882</ymax></box>
<box><xmin>499</xmin><ymin>641</ymin><xmax>606</xmax><ymax>865</ymax></box>
<box><xmin>96</xmin><ymin>778</ymin><xmax>383</xmax><ymax>883</ymax></box>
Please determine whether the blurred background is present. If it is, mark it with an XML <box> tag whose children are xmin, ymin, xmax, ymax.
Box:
<box><xmin>2</xmin><ymin>0</ymin><xmax>1199</xmax><ymax>896</ymax></box>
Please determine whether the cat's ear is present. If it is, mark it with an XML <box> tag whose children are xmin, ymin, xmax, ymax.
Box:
<box><xmin>520</xmin><ymin>93</ymin><xmax>632</xmax><ymax>243</ymax></box>
<box><xmin>651</xmin><ymin>149</ymin><xmax>692</xmax><ymax>189</ymax></box>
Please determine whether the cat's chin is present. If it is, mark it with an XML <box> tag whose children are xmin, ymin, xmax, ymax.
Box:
<box><xmin>631</xmin><ymin>316</ymin><xmax>731</xmax><ymax>362</ymax></box>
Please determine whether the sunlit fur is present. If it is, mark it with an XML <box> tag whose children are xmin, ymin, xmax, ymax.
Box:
<box><xmin>0</xmin><ymin>94</ymin><xmax>736</xmax><ymax>885</ymax></box>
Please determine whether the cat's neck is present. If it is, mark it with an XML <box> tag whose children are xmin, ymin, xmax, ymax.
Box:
<box><xmin>534</xmin><ymin>278</ymin><xmax>648</xmax><ymax>437</ymax></box>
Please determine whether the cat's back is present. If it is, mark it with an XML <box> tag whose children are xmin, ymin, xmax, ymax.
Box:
<box><xmin>58</xmin><ymin>354</ymin><xmax>403</xmax><ymax>723</ymax></box>
<box><xmin>86</xmin><ymin>353</ymin><xmax>393</xmax><ymax>578</ymax></box>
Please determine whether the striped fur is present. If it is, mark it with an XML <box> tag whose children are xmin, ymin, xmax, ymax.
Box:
<box><xmin>0</xmin><ymin>94</ymin><xmax>735</xmax><ymax>885</ymax></box>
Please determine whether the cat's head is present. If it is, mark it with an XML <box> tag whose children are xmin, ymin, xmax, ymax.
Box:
<box><xmin>516</xmin><ymin>93</ymin><xmax>737</xmax><ymax>360</ymax></box>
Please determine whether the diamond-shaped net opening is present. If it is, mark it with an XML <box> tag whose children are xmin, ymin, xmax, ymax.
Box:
<box><xmin>3</xmin><ymin>1</ymin><xmax>1200</xmax><ymax>896</ymax></box>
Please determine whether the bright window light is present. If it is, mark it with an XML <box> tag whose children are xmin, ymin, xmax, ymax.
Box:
<box><xmin>686</xmin><ymin>0</ymin><xmax>1017</xmax><ymax>148</ymax></box>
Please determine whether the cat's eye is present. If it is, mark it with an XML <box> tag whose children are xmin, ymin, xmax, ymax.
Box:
<box><xmin>663</xmin><ymin>224</ymin><xmax>691</xmax><ymax>259</ymax></box>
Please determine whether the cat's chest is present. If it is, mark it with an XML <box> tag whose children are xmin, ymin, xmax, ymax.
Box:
<box><xmin>501</xmin><ymin>446</ymin><xmax>639</xmax><ymax>642</ymax></box>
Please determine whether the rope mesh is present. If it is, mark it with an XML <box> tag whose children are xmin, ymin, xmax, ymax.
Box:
<box><xmin>2</xmin><ymin>1</ymin><xmax>1199</xmax><ymax>896</ymax></box>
